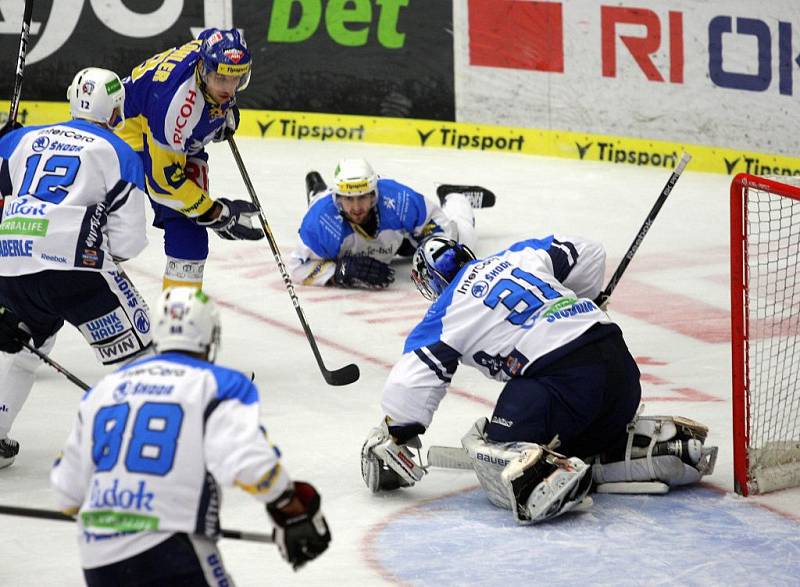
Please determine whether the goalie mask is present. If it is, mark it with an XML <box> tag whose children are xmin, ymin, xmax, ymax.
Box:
<box><xmin>153</xmin><ymin>287</ymin><xmax>221</xmax><ymax>362</ymax></box>
<box><xmin>412</xmin><ymin>235</ymin><xmax>477</xmax><ymax>300</ymax></box>
<box><xmin>67</xmin><ymin>68</ymin><xmax>126</xmax><ymax>130</ymax></box>
<box><xmin>198</xmin><ymin>28</ymin><xmax>252</xmax><ymax>92</ymax></box>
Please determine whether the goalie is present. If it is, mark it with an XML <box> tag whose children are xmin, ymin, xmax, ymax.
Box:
<box><xmin>360</xmin><ymin>234</ymin><xmax>718</xmax><ymax>524</ymax></box>
<box><xmin>287</xmin><ymin>158</ymin><xmax>495</xmax><ymax>289</ymax></box>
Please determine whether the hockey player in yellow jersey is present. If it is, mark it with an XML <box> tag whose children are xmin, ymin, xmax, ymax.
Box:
<box><xmin>119</xmin><ymin>28</ymin><xmax>263</xmax><ymax>289</ymax></box>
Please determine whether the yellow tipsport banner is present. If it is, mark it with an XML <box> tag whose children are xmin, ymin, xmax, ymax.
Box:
<box><xmin>5</xmin><ymin>100</ymin><xmax>800</xmax><ymax>177</ymax></box>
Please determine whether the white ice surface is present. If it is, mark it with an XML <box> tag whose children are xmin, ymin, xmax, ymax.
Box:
<box><xmin>1</xmin><ymin>138</ymin><xmax>798</xmax><ymax>586</ymax></box>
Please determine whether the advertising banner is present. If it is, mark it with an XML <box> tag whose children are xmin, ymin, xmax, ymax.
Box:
<box><xmin>0</xmin><ymin>0</ymin><xmax>454</xmax><ymax>121</ymax></box>
<box><xmin>454</xmin><ymin>0</ymin><xmax>800</xmax><ymax>157</ymax></box>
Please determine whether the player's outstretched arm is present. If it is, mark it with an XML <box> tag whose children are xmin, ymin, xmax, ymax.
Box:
<box><xmin>267</xmin><ymin>482</ymin><xmax>331</xmax><ymax>571</ymax></box>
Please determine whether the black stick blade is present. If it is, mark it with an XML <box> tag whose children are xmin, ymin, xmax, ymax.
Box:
<box><xmin>324</xmin><ymin>363</ymin><xmax>360</xmax><ymax>386</ymax></box>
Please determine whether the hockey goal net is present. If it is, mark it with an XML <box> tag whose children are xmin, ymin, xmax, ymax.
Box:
<box><xmin>731</xmin><ymin>173</ymin><xmax>800</xmax><ymax>496</ymax></box>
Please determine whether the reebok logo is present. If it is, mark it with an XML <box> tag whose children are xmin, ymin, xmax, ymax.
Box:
<box><xmin>0</xmin><ymin>405</ymin><xmax>8</xmax><ymax>412</ymax></box>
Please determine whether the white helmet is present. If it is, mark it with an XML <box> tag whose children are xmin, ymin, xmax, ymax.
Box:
<box><xmin>67</xmin><ymin>67</ymin><xmax>126</xmax><ymax>129</ymax></box>
<box><xmin>334</xmin><ymin>158</ymin><xmax>378</xmax><ymax>198</ymax></box>
<box><xmin>153</xmin><ymin>287</ymin><xmax>221</xmax><ymax>362</ymax></box>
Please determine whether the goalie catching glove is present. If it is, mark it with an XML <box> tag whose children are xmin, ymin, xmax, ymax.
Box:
<box><xmin>333</xmin><ymin>256</ymin><xmax>395</xmax><ymax>289</ymax></box>
<box><xmin>361</xmin><ymin>418</ymin><xmax>426</xmax><ymax>492</ymax></box>
<box><xmin>267</xmin><ymin>481</ymin><xmax>331</xmax><ymax>571</ymax></box>
<box><xmin>195</xmin><ymin>198</ymin><xmax>264</xmax><ymax>241</ymax></box>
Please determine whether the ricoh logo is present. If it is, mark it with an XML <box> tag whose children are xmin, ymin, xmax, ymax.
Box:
<box><xmin>173</xmin><ymin>89</ymin><xmax>197</xmax><ymax>146</ymax></box>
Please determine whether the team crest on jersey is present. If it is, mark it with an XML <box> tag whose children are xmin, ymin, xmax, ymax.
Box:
<box><xmin>81</xmin><ymin>80</ymin><xmax>95</xmax><ymax>95</ymax></box>
<box><xmin>31</xmin><ymin>136</ymin><xmax>50</xmax><ymax>153</ymax></box>
<box><xmin>471</xmin><ymin>281</ymin><xmax>489</xmax><ymax>298</ymax></box>
<box><xmin>113</xmin><ymin>380</ymin><xmax>133</xmax><ymax>402</ymax></box>
<box><xmin>163</xmin><ymin>163</ymin><xmax>187</xmax><ymax>189</ymax></box>
<box><xmin>133</xmin><ymin>308</ymin><xmax>150</xmax><ymax>334</ymax></box>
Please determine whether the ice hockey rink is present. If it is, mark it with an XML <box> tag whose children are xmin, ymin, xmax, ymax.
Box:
<box><xmin>2</xmin><ymin>136</ymin><xmax>799</xmax><ymax>586</ymax></box>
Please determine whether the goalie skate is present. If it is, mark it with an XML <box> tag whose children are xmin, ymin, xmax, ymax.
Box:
<box><xmin>436</xmin><ymin>184</ymin><xmax>496</xmax><ymax>209</ymax></box>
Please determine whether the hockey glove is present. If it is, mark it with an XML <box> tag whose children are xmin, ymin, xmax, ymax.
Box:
<box><xmin>196</xmin><ymin>198</ymin><xmax>264</xmax><ymax>241</ymax></box>
<box><xmin>212</xmin><ymin>104</ymin><xmax>239</xmax><ymax>143</ymax></box>
<box><xmin>333</xmin><ymin>256</ymin><xmax>394</xmax><ymax>289</ymax></box>
<box><xmin>267</xmin><ymin>481</ymin><xmax>331</xmax><ymax>571</ymax></box>
<box><xmin>361</xmin><ymin>418</ymin><xmax>426</xmax><ymax>493</ymax></box>
<box><xmin>0</xmin><ymin>306</ymin><xmax>31</xmax><ymax>354</ymax></box>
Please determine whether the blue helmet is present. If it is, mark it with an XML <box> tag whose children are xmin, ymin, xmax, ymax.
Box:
<box><xmin>411</xmin><ymin>235</ymin><xmax>476</xmax><ymax>300</ymax></box>
<box><xmin>197</xmin><ymin>28</ymin><xmax>252</xmax><ymax>91</ymax></box>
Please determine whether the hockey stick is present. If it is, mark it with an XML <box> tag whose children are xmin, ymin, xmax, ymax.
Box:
<box><xmin>21</xmin><ymin>340</ymin><xmax>91</xmax><ymax>391</ymax></box>
<box><xmin>2</xmin><ymin>0</ymin><xmax>34</xmax><ymax>133</ymax></box>
<box><xmin>227</xmin><ymin>136</ymin><xmax>359</xmax><ymax>386</ymax></box>
<box><xmin>594</xmin><ymin>152</ymin><xmax>691</xmax><ymax>308</ymax></box>
<box><xmin>0</xmin><ymin>504</ymin><xmax>274</xmax><ymax>543</ymax></box>
<box><xmin>427</xmin><ymin>445</ymin><xmax>472</xmax><ymax>470</ymax></box>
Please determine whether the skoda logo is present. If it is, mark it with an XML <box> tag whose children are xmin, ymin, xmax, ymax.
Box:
<box><xmin>113</xmin><ymin>380</ymin><xmax>132</xmax><ymax>402</ymax></box>
<box><xmin>32</xmin><ymin>136</ymin><xmax>50</xmax><ymax>152</ymax></box>
<box><xmin>471</xmin><ymin>281</ymin><xmax>490</xmax><ymax>298</ymax></box>
<box><xmin>134</xmin><ymin>309</ymin><xmax>150</xmax><ymax>334</ymax></box>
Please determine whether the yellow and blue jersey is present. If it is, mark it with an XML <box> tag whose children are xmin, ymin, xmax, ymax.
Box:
<box><xmin>118</xmin><ymin>40</ymin><xmax>234</xmax><ymax>218</ymax></box>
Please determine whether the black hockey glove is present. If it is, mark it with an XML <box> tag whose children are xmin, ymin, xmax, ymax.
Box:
<box><xmin>0</xmin><ymin>306</ymin><xmax>31</xmax><ymax>354</ymax></box>
<box><xmin>212</xmin><ymin>104</ymin><xmax>239</xmax><ymax>143</ymax></box>
<box><xmin>332</xmin><ymin>256</ymin><xmax>394</xmax><ymax>289</ymax></box>
<box><xmin>0</xmin><ymin>119</ymin><xmax>22</xmax><ymax>139</ymax></box>
<box><xmin>267</xmin><ymin>481</ymin><xmax>331</xmax><ymax>571</ymax></box>
<box><xmin>196</xmin><ymin>198</ymin><xmax>264</xmax><ymax>241</ymax></box>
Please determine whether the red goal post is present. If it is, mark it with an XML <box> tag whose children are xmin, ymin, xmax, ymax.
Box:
<box><xmin>730</xmin><ymin>173</ymin><xmax>800</xmax><ymax>496</ymax></box>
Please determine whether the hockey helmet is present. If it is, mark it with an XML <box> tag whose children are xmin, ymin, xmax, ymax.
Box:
<box><xmin>67</xmin><ymin>68</ymin><xmax>126</xmax><ymax>129</ymax></box>
<box><xmin>198</xmin><ymin>28</ymin><xmax>252</xmax><ymax>91</ymax></box>
<box><xmin>333</xmin><ymin>158</ymin><xmax>378</xmax><ymax>198</ymax></box>
<box><xmin>153</xmin><ymin>287</ymin><xmax>221</xmax><ymax>362</ymax></box>
<box><xmin>412</xmin><ymin>235</ymin><xmax>477</xmax><ymax>300</ymax></box>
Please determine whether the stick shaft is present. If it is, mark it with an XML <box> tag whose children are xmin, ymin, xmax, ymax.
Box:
<box><xmin>226</xmin><ymin>137</ymin><xmax>359</xmax><ymax>386</ymax></box>
<box><xmin>0</xmin><ymin>504</ymin><xmax>274</xmax><ymax>543</ymax></box>
<box><xmin>596</xmin><ymin>152</ymin><xmax>691</xmax><ymax>305</ymax></box>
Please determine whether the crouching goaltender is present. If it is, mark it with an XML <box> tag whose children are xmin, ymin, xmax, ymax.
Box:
<box><xmin>361</xmin><ymin>234</ymin><xmax>718</xmax><ymax>524</ymax></box>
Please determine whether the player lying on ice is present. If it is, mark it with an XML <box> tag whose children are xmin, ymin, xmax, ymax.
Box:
<box><xmin>361</xmin><ymin>234</ymin><xmax>718</xmax><ymax>524</ymax></box>
<box><xmin>287</xmin><ymin>157</ymin><xmax>495</xmax><ymax>289</ymax></box>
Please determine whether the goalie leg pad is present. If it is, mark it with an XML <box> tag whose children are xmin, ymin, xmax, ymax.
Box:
<box><xmin>461</xmin><ymin>418</ymin><xmax>535</xmax><ymax>509</ymax></box>
<box><xmin>461</xmin><ymin>418</ymin><xmax>592</xmax><ymax>523</ymax></box>
<box><xmin>501</xmin><ymin>447</ymin><xmax>592</xmax><ymax>524</ymax></box>
<box><xmin>594</xmin><ymin>413</ymin><xmax>718</xmax><ymax>490</ymax></box>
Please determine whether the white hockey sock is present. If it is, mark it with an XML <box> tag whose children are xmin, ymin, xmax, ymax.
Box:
<box><xmin>442</xmin><ymin>193</ymin><xmax>478</xmax><ymax>252</ymax></box>
<box><xmin>0</xmin><ymin>336</ymin><xmax>55</xmax><ymax>438</ymax></box>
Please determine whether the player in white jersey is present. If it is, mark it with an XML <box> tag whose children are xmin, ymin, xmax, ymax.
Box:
<box><xmin>51</xmin><ymin>287</ymin><xmax>331</xmax><ymax>585</ymax></box>
<box><xmin>361</xmin><ymin>235</ymin><xmax>717</xmax><ymax>524</ymax></box>
<box><xmin>288</xmin><ymin>158</ymin><xmax>493</xmax><ymax>288</ymax></box>
<box><xmin>0</xmin><ymin>68</ymin><xmax>153</xmax><ymax>469</ymax></box>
